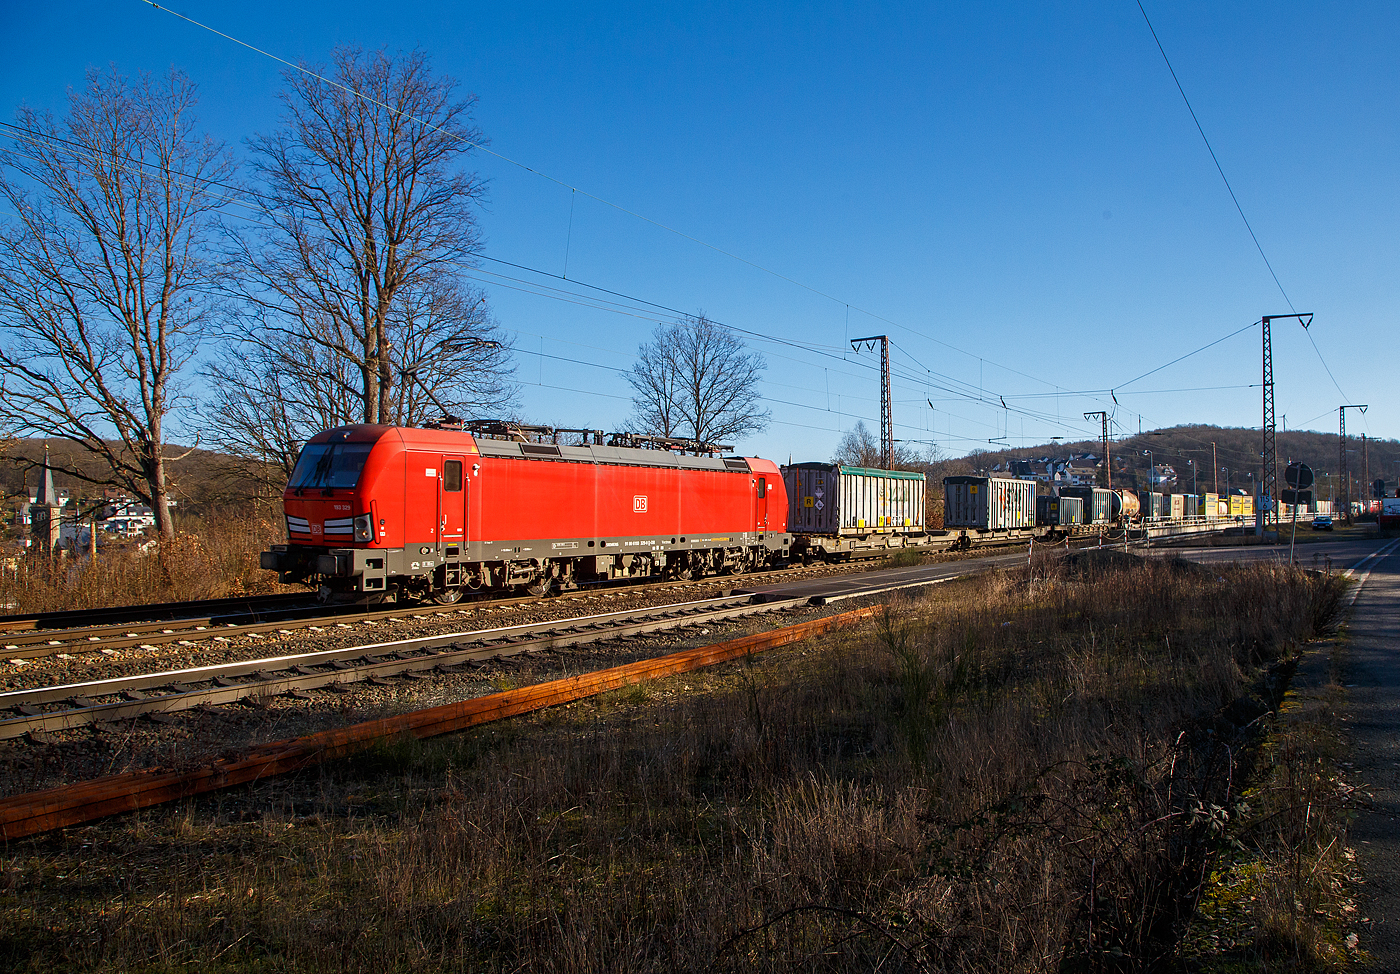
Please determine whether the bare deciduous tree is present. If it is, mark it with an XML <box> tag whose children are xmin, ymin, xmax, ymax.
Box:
<box><xmin>0</xmin><ymin>67</ymin><xmax>232</xmax><ymax>538</ymax></box>
<box><xmin>203</xmin><ymin>272</ymin><xmax>514</xmax><ymax>484</ymax></box>
<box><xmin>833</xmin><ymin>421</ymin><xmax>938</xmax><ymax>469</ymax></box>
<box><xmin>627</xmin><ymin>314</ymin><xmax>769</xmax><ymax>446</ymax></box>
<box><xmin>231</xmin><ymin>46</ymin><xmax>497</xmax><ymax>427</ymax></box>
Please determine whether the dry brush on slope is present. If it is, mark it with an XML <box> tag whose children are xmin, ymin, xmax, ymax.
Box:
<box><xmin>0</xmin><ymin>555</ymin><xmax>1345</xmax><ymax>972</ymax></box>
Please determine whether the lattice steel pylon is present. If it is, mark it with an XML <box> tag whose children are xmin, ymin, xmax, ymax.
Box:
<box><xmin>851</xmin><ymin>335</ymin><xmax>892</xmax><ymax>469</ymax></box>
<box><xmin>1261</xmin><ymin>316</ymin><xmax>1277</xmax><ymax>527</ymax></box>
<box><xmin>1339</xmin><ymin>403</ymin><xmax>1369</xmax><ymax>523</ymax></box>
<box><xmin>1261</xmin><ymin>314</ymin><xmax>1312</xmax><ymax>527</ymax></box>
<box><xmin>1084</xmin><ymin>411</ymin><xmax>1110</xmax><ymax>487</ymax></box>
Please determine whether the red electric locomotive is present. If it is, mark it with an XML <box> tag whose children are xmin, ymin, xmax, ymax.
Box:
<box><xmin>260</xmin><ymin>424</ymin><xmax>791</xmax><ymax>601</ymax></box>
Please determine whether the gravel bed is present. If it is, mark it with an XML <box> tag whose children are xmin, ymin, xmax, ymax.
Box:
<box><xmin>0</xmin><ymin>562</ymin><xmax>869</xmax><ymax>693</ymax></box>
<box><xmin>0</xmin><ymin>591</ymin><xmax>886</xmax><ymax>801</ymax></box>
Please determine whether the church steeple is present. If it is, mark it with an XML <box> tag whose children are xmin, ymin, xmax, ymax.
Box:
<box><xmin>35</xmin><ymin>445</ymin><xmax>57</xmax><ymax>506</ymax></box>
<box><xmin>31</xmin><ymin>445</ymin><xmax>62</xmax><ymax>554</ymax></box>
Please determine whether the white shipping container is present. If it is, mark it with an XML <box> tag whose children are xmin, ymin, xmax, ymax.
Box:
<box><xmin>782</xmin><ymin>463</ymin><xmax>925</xmax><ymax>536</ymax></box>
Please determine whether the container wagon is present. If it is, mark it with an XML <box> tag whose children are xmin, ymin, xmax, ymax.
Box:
<box><xmin>944</xmin><ymin>476</ymin><xmax>1036</xmax><ymax>546</ymax></box>
<box><xmin>1137</xmin><ymin>491</ymin><xmax>1168</xmax><ymax>521</ymax></box>
<box><xmin>783</xmin><ymin>463</ymin><xmax>928</xmax><ymax>560</ymax></box>
<box><xmin>1036</xmin><ymin>494</ymin><xmax>1084</xmax><ymax>527</ymax></box>
<box><xmin>1197</xmin><ymin>493</ymin><xmax>1220</xmax><ymax>519</ymax></box>
<box><xmin>1060</xmin><ymin>486</ymin><xmax>1114</xmax><ymax>525</ymax></box>
<box><xmin>1169</xmin><ymin>494</ymin><xmax>1185</xmax><ymax>520</ymax></box>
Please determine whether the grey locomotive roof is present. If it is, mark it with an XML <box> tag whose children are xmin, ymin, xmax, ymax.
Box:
<box><xmin>473</xmin><ymin>436</ymin><xmax>744</xmax><ymax>471</ymax></box>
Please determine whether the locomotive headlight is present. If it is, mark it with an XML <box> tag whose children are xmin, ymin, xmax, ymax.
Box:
<box><xmin>353</xmin><ymin>514</ymin><xmax>374</xmax><ymax>542</ymax></box>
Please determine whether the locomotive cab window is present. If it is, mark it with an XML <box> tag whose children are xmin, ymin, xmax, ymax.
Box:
<box><xmin>444</xmin><ymin>460</ymin><xmax>463</xmax><ymax>492</ymax></box>
<box><xmin>756</xmin><ymin>478</ymin><xmax>766</xmax><ymax>498</ymax></box>
<box><xmin>288</xmin><ymin>442</ymin><xmax>373</xmax><ymax>490</ymax></box>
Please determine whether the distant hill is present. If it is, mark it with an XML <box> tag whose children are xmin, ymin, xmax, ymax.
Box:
<box><xmin>0</xmin><ymin>439</ymin><xmax>282</xmax><ymax>514</ymax></box>
<box><xmin>951</xmin><ymin>424</ymin><xmax>1400</xmax><ymax>499</ymax></box>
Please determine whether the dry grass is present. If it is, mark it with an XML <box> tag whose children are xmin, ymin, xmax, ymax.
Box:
<box><xmin>1176</xmin><ymin>619</ymin><xmax>1363</xmax><ymax>971</ymax></box>
<box><xmin>0</xmin><ymin>504</ymin><xmax>289</xmax><ymax>613</ymax></box>
<box><xmin>0</xmin><ymin>554</ymin><xmax>1345</xmax><ymax>972</ymax></box>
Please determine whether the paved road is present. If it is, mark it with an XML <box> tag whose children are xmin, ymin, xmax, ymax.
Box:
<box><xmin>1324</xmin><ymin>538</ymin><xmax>1400</xmax><ymax>968</ymax></box>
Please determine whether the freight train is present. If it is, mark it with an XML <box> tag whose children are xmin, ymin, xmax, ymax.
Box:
<box><xmin>262</xmin><ymin>423</ymin><xmax>1253</xmax><ymax>600</ymax></box>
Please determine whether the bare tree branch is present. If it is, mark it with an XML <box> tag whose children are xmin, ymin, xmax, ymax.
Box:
<box><xmin>227</xmin><ymin>46</ymin><xmax>503</xmax><ymax>429</ymax></box>
<box><xmin>626</xmin><ymin>314</ymin><xmax>769</xmax><ymax>446</ymax></box>
<box><xmin>0</xmin><ymin>66</ymin><xmax>233</xmax><ymax>537</ymax></box>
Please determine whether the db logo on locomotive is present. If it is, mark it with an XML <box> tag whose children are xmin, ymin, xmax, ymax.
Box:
<box><xmin>633</xmin><ymin>495</ymin><xmax>648</xmax><ymax>513</ymax></box>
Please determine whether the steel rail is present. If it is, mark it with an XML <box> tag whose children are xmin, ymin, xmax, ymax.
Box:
<box><xmin>0</xmin><ymin>592</ymin><xmax>317</xmax><ymax>634</ymax></box>
<box><xmin>0</xmin><ymin>561</ymin><xmax>856</xmax><ymax>661</ymax></box>
<box><xmin>0</xmin><ymin>604</ymin><xmax>882</xmax><ymax>840</ymax></box>
<box><xmin>0</xmin><ymin>595</ymin><xmax>804</xmax><ymax>739</ymax></box>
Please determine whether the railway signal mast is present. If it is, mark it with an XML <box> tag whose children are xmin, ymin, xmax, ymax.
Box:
<box><xmin>851</xmin><ymin>335</ymin><xmax>892</xmax><ymax>469</ymax></box>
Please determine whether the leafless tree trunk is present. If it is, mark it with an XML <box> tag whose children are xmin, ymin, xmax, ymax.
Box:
<box><xmin>627</xmin><ymin>314</ymin><xmax>769</xmax><ymax>445</ymax></box>
<box><xmin>0</xmin><ymin>67</ymin><xmax>231</xmax><ymax>539</ymax></box>
<box><xmin>231</xmin><ymin>46</ymin><xmax>494</xmax><ymax>427</ymax></box>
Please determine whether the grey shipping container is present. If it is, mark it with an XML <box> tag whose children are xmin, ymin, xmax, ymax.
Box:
<box><xmin>1137</xmin><ymin>491</ymin><xmax>1168</xmax><ymax>520</ymax></box>
<box><xmin>1036</xmin><ymin>494</ymin><xmax>1084</xmax><ymax>526</ymax></box>
<box><xmin>782</xmin><ymin>463</ymin><xmax>925</xmax><ymax>536</ymax></box>
<box><xmin>944</xmin><ymin>476</ymin><xmax>1037</xmax><ymax>530</ymax></box>
<box><xmin>1060</xmin><ymin>486</ymin><xmax>1113</xmax><ymax>524</ymax></box>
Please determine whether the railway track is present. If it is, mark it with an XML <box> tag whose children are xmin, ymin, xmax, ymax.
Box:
<box><xmin>0</xmin><ymin>530</ymin><xmax>1167</xmax><ymax>664</ymax></box>
<box><xmin>0</xmin><ymin>560</ymin><xmax>867</xmax><ymax>662</ymax></box>
<box><xmin>0</xmin><ymin>592</ymin><xmax>318</xmax><ymax>634</ymax></box>
<box><xmin>0</xmin><ymin>592</ymin><xmax>811</xmax><ymax>740</ymax></box>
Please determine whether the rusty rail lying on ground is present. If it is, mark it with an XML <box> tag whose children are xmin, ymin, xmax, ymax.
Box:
<box><xmin>0</xmin><ymin>604</ymin><xmax>881</xmax><ymax>841</ymax></box>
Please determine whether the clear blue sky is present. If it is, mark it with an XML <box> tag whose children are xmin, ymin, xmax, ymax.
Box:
<box><xmin>4</xmin><ymin>0</ymin><xmax>1396</xmax><ymax>464</ymax></box>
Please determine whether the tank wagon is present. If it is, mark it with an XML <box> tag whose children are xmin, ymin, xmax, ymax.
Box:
<box><xmin>261</xmin><ymin>424</ymin><xmax>791</xmax><ymax>601</ymax></box>
<box><xmin>782</xmin><ymin>463</ymin><xmax>926</xmax><ymax>560</ymax></box>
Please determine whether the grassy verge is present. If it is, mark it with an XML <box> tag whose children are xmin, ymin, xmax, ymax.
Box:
<box><xmin>1175</xmin><ymin>628</ymin><xmax>1364</xmax><ymax>971</ymax></box>
<box><xmin>0</xmin><ymin>506</ymin><xmax>289</xmax><ymax>612</ymax></box>
<box><xmin>0</xmin><ymin>554</ymin><xmax>1345</xmax><ymax>972</ymax></box>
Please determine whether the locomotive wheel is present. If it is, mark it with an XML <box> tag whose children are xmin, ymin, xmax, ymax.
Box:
<box><xmin>433</xmin><ymin>587</ymin><xmax>465</xmax><ymax>605</ymax></box>
<box><xmin>526</xmin><ymin>577</ymin><xmax>555</xmax><ymax>597</ymax></box>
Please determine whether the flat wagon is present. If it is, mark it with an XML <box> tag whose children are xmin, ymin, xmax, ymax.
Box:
<box><xmin>783</xmin><ymin>462</ymin><xmax>928</xmax><ymax>559</ymax></box>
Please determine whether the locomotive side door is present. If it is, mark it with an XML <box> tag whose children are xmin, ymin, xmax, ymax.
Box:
<box><xmin>440</xmin><ymin>456</ymin><xmax>467</xmax><ymax>551</ymax></box>
<box><xmin>755</xmin><ymin>476</ymin><xmax>768</xmax><ymax>535</ymax></box>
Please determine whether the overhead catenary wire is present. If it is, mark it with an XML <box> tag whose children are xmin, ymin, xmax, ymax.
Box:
<box><xmin>1134</xmin><ymin>2</ymin><xmax>1362</xmax><ymax>430</ymax></box>
<box><xmin>4</xmin><ymin>34</ymin><xmax>1287</xmax><ymax>452</ymax></box>
<box><xmin>136</xmin><ymin>0</ymin><xmax>1122</xmax><ymax>408</ymax></box>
